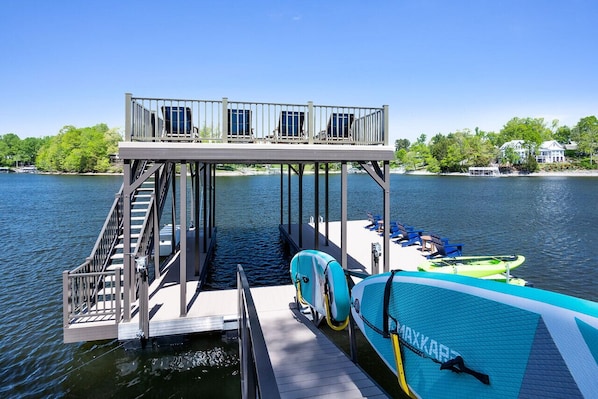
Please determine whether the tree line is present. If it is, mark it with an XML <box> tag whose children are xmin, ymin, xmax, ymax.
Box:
<box><xmin>394</xmin><ymin>116</ymin><xmax>598</xmax><ymax>173</ymax></box>
<box><xmin>0</xmin><ymin>124</ymin><xmax>122</xmax><ymax>173</ymax></box>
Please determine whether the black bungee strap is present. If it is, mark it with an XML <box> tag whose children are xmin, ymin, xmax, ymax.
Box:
<box><xmin>440</xmin><ymin>356</ymin><xmax>490</xmax><ymax>385</ymax></box>
<box><xmin>380</xmin><ymin>270</ymin><xmax>490</xmax><ymax>386</ymax></box>
<box><xmin>382</xmin><ymin>270</ymin><xmax>398</xmax><ymax>338</ymax></box>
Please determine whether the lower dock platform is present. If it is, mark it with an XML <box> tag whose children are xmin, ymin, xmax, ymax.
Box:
<box><xmin>119</xmin><ymin>219</ymin><xmax>428</xmax><ymax>397</ymax></box>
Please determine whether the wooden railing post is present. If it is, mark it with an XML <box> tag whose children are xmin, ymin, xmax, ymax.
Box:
<box><xmin>222</xmin><ymin>97</ymin><xmax>228</xmax><ymax>143</ymax></box>
<box><xmin>63</xmin><ymin>271</ymin><xmax>70</xmax><ymax>328</ymax></box>
<box><xmin>115</xmin><ymin>267</ymin><xmax>122</xmax><ymax>323</ymax></box>
<box><xmin>308</xmin><ymin>101</ymin><xmax>314</xmax><ymax>144</ymax></box>
<box><xmin>125</xmin><ymin>93</ymin><xmax>132</xmax><ymax>141</ymax></box>
<box><xmin>383</xmin><ymin>104</ymin><xmax>389</xmax><ymax>146</ymax></box>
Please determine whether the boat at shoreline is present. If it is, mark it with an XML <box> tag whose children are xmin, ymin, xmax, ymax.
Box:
<box><xmin>417</xmin><ymin>255</ymin><xmax>525</xmax><ymax>277</ymax></box>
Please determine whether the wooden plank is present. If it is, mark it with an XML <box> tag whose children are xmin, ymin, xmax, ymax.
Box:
<box><xmin>252</xmin><ymin>286</ymin><xmax>388</xmax><ymax>398</ymax></box>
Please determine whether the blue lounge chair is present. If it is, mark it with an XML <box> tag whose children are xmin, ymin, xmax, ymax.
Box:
<box><xmin>161</xmin><ymin>106</ymin><xmax>195</xmax><ymax>136</ymax></box>
<box><xmin>365</xmin><ymin>212</ymin><xmax>381</xmax><ymax>229</ymax></box>
<box><xmin>426</xmin><ymin>234</ymin><xmax>463</xmax><ymax>258</ymax></box>
<box><xmin>228</xmin><ymin>109</ymin><xmax>252</xmax><ymax>139</ymax></box>
<box><xmin>319</xmin><ymin>113</ymin><xmax>354</xmax><ymax>140</ymax></box>
<box><xmin>276</xmin><ymin>111</ymin><xmax>305</xmax><ymax>139</ymax></box>
<box><xmin>393</xmin><ymin>223</ymin><xmax>423</xmax><ymax>247</ymax></box>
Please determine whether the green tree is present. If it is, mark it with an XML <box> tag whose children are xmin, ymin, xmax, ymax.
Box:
<box><xmin>500</xmin><ymin>146</ymin><xmax>520</xmax><ymax>166</ymax></box>
<box><xmin>554</xmin><ymin>125</ymin><xmax>572</xmax><ymax>144</ymax></box>
<box><xmin>429</xmin><ymin>133</ymin><xmax>449</xmax><ymax>163</ymax></box>
<box><xmin>0</xmin><ymin>133</ymin><xmax>21</xmax><ymax>166</ymax></box>
<box><xmin>394</xmin><ymin>138</ymin><xmax>410</xmax><ymax>152</ymax></box>
<box><xmin>36</xmin><ymin>124</ymin><xmax>121</xmax><ymax>172</ymax></box>
<box><xmin>571</xmin><ymin>116</ymin><xmax>598</xmax><ymax>165</ymax></box>
<box><xmin>499</xmin><ymin>117</ymin><xmax>552</xmax><ymax>148</ymax></box>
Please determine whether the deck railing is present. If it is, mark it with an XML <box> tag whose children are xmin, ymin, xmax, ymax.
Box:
<box><xmin>62</xmin><ymin>268</ymin><xmax>122</xmax><ymax>325</ymax></box>
<box><xmin>126</xmin><ymin>94</ymin><xmax>388</xmax><ymax>146</ymax></box>
<box><xmin>237</xmin><ymin>265</ymin><xmax>280</xmax><ymax>399</ymax></box>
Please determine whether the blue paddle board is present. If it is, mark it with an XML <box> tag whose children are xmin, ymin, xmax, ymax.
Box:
<box><xmin>351</xmin><ymin>271</ymin><xmax>598</xmax><ymax>398</ymax></box>
<box><xmin>290</xmin><ymin>250</ymin><xmax>350</xmax><ymax>326</ymax></box>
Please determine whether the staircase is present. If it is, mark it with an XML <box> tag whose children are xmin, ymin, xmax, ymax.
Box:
<box><xmin>63</xmin><ymin>160</ymin><xmax>174</xmax><ymax>342</ymax></box>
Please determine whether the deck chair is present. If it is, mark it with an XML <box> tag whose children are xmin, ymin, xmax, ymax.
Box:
<box><xmin>326</xmin><ymin>113</ymin><xmax>354</xmax><ymax>139</ymax></box>
<box><xmin>426</xmin><ymin>234</ymin><xmax>463</xmax><ymax>258</ymax></box>
<box><xmin>228</xmin><ymin>109</ymin><xmax>252</xmax><ymax>140</ymax></box>
<box><xmin>365</xmin><ymin>212</ymin><xmax>381</xmax><ymax>229</ymax></box>
<box><xmin>161</xmin><ymin>106</ymin><xmax>195</xmax><ymax>137</ymax></box>
<box><xmin>393</xmin><ymin>223</ymin><xmax>423</xmax><ymax>247</ymax></box>
<box><xmin>276</xmin><ymin>111</ymin><xmax>305</xmax><ymax>139</ymax></box>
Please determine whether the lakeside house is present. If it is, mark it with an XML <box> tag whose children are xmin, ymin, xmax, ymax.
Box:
<box><xmin>500</xmin><ymin>139</ymin><xmax>566</xmax><ymax>164</ymax></box>
<box><xmin>537</xmin><ymin>140</ymin><xmax>565</xmax><ymax>163</ymax></box>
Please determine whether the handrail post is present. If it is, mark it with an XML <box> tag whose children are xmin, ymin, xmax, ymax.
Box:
<box><xmin>115</xmin><ymin>267</ymin><xmax>122</xmax><ymax>323</ymax></box>
<box><xmin>307</xmin><ymin>101</ymin><xmax>314</xmax><ymax>144</ymax></box>
<box><xmin>63</xmin><ymin>270</ymin><xmax>70</xmax><ymax>328</ymax></box>
<box><xmin>383</xmin><ymin>104</ymin><xmax>389</xmax><ymax>146</ymax></box>
<box><xmin>222</xmin><ymin>97</ymin><xmax>228</xmax><ymax>143</ymax></box>
<box><xmin>125</xmin><ymin>93</ymin><xmax>132</xmax><ymax>141</ymax></box>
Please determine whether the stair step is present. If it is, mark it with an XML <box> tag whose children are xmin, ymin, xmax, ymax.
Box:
<box><xmin>119</xmin><ymin>233</ymin><xmax>140</xmax><ymax>239</ymax></box>
<box><xmin>115</xmin><ymin>243</ymin><xmax>137</xmax><ymax>250</ymax></box>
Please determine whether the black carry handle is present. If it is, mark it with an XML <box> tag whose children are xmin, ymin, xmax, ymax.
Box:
<box><xmin>440</xmin><ymin>356</ymin><xmax>490</xmax><ymax>385</ymax></box>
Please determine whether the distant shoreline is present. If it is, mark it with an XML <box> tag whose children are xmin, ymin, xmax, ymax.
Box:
<box><xmin>7</xmin><ymin>168</ymin><xmax>598</xmax><ymax>177</ymax></box>
<box><xmin>404</xmin><ymin>169</ymin><xmax>598</xmax><ymax>177</ymax></box>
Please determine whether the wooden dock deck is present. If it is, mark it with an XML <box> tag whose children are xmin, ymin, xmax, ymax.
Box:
<box><xmin>285</xmin><ymin>219</ymin><xmax>428</xmax><ymax>274</ymax></box>
<box><xmin>119</xmin><ymin>219</ymin><xmax>428</xmax><ymax>397</ymax></box>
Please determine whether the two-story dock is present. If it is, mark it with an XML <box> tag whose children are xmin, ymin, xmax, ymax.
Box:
<box><xmin>62</xmin><ymin>94</ymin><xmax>408</xmax><ymax>397</ymax></box>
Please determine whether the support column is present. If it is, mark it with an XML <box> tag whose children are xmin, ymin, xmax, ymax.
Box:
<box><xmin>280</xmin><ymin>164</ymin><xmax>284</xmax><ymax>225</ymax></box>
<box><xmin>383</xmin><ymin>161</ymin><xmax>390</xmax><ymax>273</ymax></box>
<box><xmin>325</xmin><ymin>164</ymin><xmax>329</xmax><ymax>246</ymax></box>
<box><xmin>180</xmin><ymin>162</ymin><xmax>187</xmax><ymax>317</ymax></box>
<box><xmin>123</xmin><ymin>161</ymin><xmax>132</xmax><ymax>321</ymax></box>
<box><xmin>211</xmin><ymin>164</ymin><xmax>216</xmax><ymax>236</ymax></box>
<box><xmin>314</xmin><ymin>162</ymin><xmax>319</xmax><ymax>249</ymax></box>
<box><xmin>341</xmin><ymin>162</ymin><xmax>348</xmax><ymax>269</ymax></box>
<box><xmin>298</xmin><ymin>164</ymin><xmax>304</xmax><ymax>248</ymax></box>
<box><xmin>287</xmin><ymin>164</ymin><xmax>292</xmax><ymax>233</ymax></box>
<box><xmin>153</xmin><ymin>167</ymin><xmax>160</xmax><ymax>279</ymax></box>
<box><xmin>194</xmin><ymin>162</ymin><xmax>200</xmax><ymax>276</ymax></box>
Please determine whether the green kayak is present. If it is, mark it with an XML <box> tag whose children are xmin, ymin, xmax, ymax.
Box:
<box><xmin>417</xmin><ymin>255</ymin><xmax>525</xmax><ymax>277</ymax></box>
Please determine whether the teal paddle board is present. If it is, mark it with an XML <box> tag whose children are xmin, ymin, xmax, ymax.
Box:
<box><xmin>351</xmin><ymin>271</ymin><xmax>598</xmax><ymax>398</ymax></box>
<box><xmin>290</xmin><ymin>250</ymin><xmax>350</xmax><ymax>328</ymax></box>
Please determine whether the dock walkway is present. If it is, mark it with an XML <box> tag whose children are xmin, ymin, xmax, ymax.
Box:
<box><xmin>121</xmin><ymin>219</ymin><xmax>428</xmax><ymax>397</ymax></box>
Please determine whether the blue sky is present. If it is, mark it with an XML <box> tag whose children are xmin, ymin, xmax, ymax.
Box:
<box><xmin>1</xmin><ymin>0</ymin><xmax>597</xmax><ymax>144</ymax></box>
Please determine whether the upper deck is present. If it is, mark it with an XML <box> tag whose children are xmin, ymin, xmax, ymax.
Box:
<box><xmin>123</xmin><ymin>94</ymin><xmax>394</xmax><ymax>163</ymax></box>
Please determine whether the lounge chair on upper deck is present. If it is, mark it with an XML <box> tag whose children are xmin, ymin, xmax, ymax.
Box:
<box><xmin>425</xmin><ymin>233</ymin><xmax>464</xmax><ymax>258</ymax></box>
<box><xmin>161</xmin><ymin>106</ymin><xmax>197</xmax><ymax>137</ymax></box>
<box><xmin>275</xmin><ymin>110</ymin><xmax>305</xmax><ymax>140</ymax></box>
<box><xmin>228</xmin><ymin>109</ymin><xmax>252</xmax><ymax>141</ymax></box>
<box><xmin>319</xmin><ymin>113</ymin><xmax>355</xmax><ymax>140</ymax></box>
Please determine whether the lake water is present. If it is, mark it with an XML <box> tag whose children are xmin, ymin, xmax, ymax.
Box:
<box><xmin>1</xmin><ymin>172</ymin><xmax>596</xmax><ymax>398</ymax></box>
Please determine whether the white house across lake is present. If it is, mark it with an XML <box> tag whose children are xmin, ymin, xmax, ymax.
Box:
<box><xmin>500</xmin><ymin>139</ymin><xmax>566</xmax><ymax>164</ymax></box>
